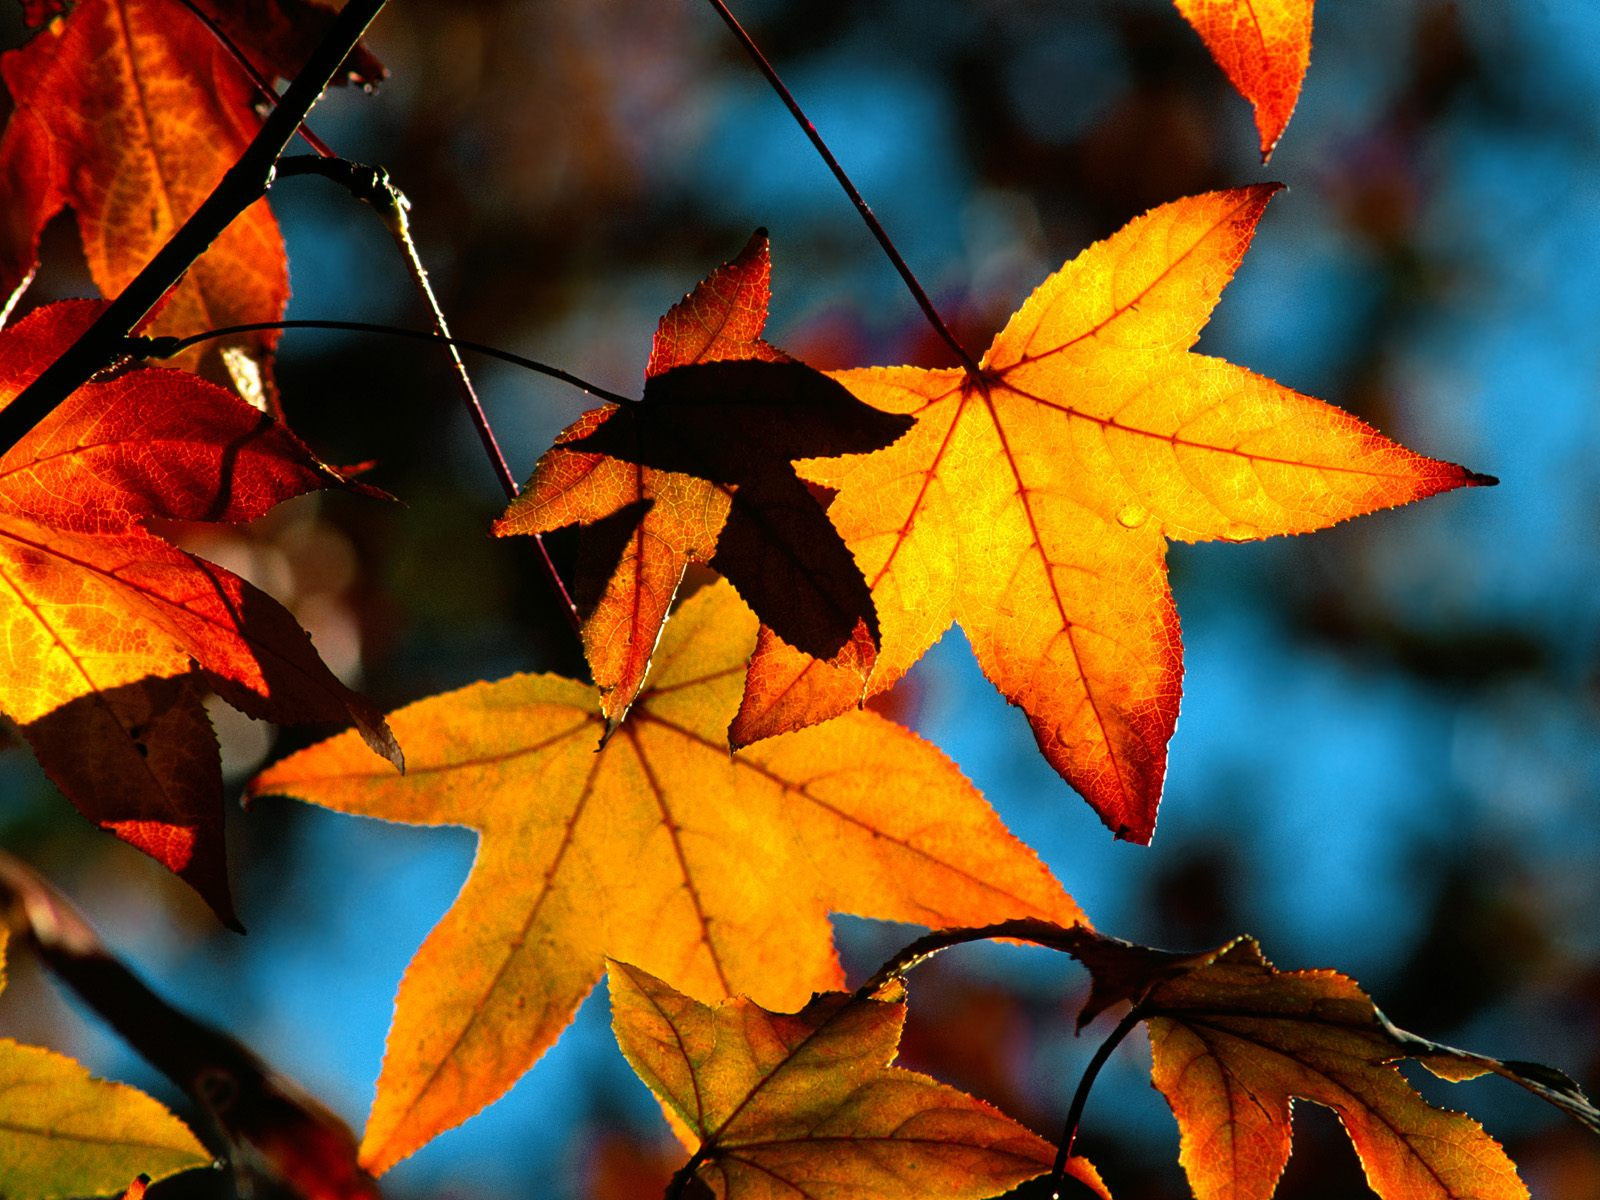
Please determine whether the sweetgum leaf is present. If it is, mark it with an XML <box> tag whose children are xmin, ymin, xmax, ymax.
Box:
<box><xmin>608</xmin><ymin>961</ymin><xmax>1108</xmax><ymax>1200</ymax></box>
<box><xmin>250</xmin><ymin>581</ymin><xmax>1083</xmax><ymax>1175</ymax></box>
<box><xmin>0</xmin><ymin>0</ymin><xmax>380</xmax><ymax>378</ymax></box>
<box><xmin>1173</xmin><ymin>0</ymin><xmax>1315</xmax><ymax>160</ymax></box>
<box><xmin>915</xmin><ymin>920</ymin><xmax>1600</xmax><ymax>1200</ymax></box>
<box><xmin>494</xmin><ymin>232</ymin><xmax>907</xmax><ymax>730</ymax></box>
<box><xmin>733</xmin><ymin>187</ymin><xmax>1490</xmax><ymax>843</ymax></box>
<box><xmin>565</xmin><ymin>358</ymin><xmax>911</xmax><ymax>662</ymax></box>
<box><xmin>0</xmin><ymin>302</ymin><xmax>398</xmax><ymax>923</ymax></box>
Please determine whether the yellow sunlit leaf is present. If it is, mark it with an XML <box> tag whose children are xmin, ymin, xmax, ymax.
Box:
<box><xmin>250</xmin><ymin>581</ymin><xmax>1084</xmax><ymax>1174</ymax></box>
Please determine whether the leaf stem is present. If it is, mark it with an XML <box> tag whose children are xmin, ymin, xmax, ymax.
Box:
<box><xmin>704</xmin><ymin>0</ymin><xmax>984</xmax><ymax>383</ymax></box>
<box><xmin>1049</xmin><ymin>1006</ymin><xmax>1142</xmax><ymax>1198</ymax></box>
<box><xmin>0</xmin><ymin>0</ymin><xmax>389</xmax><ymax>455</ymax></box>
<box><xmin>170</xmin><ymin>0</ymin><xmax>338</xmax><ymax>159</ymax></box>
<box><xmin>858</xmin><ymin>917</ymin><xmax>1091</xmax><ymax>995</ymax></box>
<box><xmin>663</xmin><ymin>1147</ymin><xmax>710</xmax><ymax>1200</ymax></box>
<box><xmin>132</xmin><ymin>319</ymin><xmax>638</xmax><ymax>408</ymax></box>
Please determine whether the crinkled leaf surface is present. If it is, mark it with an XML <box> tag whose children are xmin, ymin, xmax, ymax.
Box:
<box><xmin>1174</xmin><ymin>0</ymin><xmax>1314</xmax><ymax>159</ymax></box>
<box><xmin>608</xmin><ymin>960</ymin><xmax>1108</xmax><ymax>1200</ymax></box>
<box><xmin>1040</xmin><ymin>922</ymin><xmax>1580</xmax><ymax>1200</ymax></box>
<box><xmin>249</xmin><ymin>581</ymin><xmax>1083</xmax><ymax>1174</ymax></box>
<box><xmin>0</xmin><ymin>302</ymin><xmax>397</xmax><ymax>924</ymax></box>
<box><xmin>0</xmin><ymin>928</ymin><xmax>211</xmax><ymax>1197</ymax></box>
<box><xmin>0</xmin><ymin>0</ymin><xmax>380</xmax><ymax>376</ymax></box>
<box><xmin>734</xmin><ymin>187</ymin><xmax>1489</xmax><ymax>843</ymax></box>
<box><xmin>494</xmin><ymin>232</ymin><xmax>907</xmax><ymax>729</ymax></box>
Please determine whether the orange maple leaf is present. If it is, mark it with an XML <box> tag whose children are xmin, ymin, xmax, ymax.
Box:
<box><xmin>1173</xmin><ymin>0</ymin><xmax>1315</xmax><ymax>160</ymax></box>
<box><xmin>0</xmin><ymin>0</ymin><xmax>380</xmax><ymax>378</ymax></box>
<box><xmin>885</xmin><ymin>917</ymin><xmax>1600</xmax><ymax>1200</ymax></box>
<box><xmin>608</xmin><ymin>960</ymin><xmax>1109</xmax><ymax>1200</ymax></box>
<box><xmin>494</xmin><ymin>231</ymin><xmax>908</xmax><ymax>731</ymax></box>
<box><xmin>1073</xmin><ymin>932</ymin><xmax>1535</xmax><ymax>1200</ymax></box>
<box><xmin>733</xmin><ymin>186</ymin><xmax>1490</xmax><ymax>843</ymax></box>
<box><xmin>0</xmin><ymin>301</ymin><xmax>398</xmax><ymax>925</ymax></box>
<box><xmin>248</xmin><ymin>580</ymin><xmax>1084</xmax><ymax>1174</ymax></box>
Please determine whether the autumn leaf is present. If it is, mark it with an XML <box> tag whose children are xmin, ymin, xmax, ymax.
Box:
<box><xmin>248</xmin><ymin>580</ymin><xmax>1084</xmax><ymax>1174</ymax></box>
<box><xmin>1173</xmin><ymin>0</ymin><xmax>1314</xmax><ymax>160</ymax></box>
<box><xmin>0</xmin><ymin>301</ymin><xmax>398</xmax><ymax>925</ymax></box>
<box><xmin>882</xmin><ymin>918</ymin><xmax>1600</xmax><ymax>1200</ymax></box>
<box><xmin>733</xmin><ymin>186</ymin><xmax>1490</xmax><ymax>843</ymax></box>
<box><xmin>0</xmin><ymin>850</ymin><xmax>381</xmax><ymax>1200</ymax></box>
<box><xmin>494</xmin><ymin>231</ymin><xmax>910</xmax><ymax>730</ymax></box>
<box><xmin>608</xmin><ymin>960</ymin><xmax>1109</xmax><ymax>1200</ymax></box>
<box><xmin>1079</xmin><ymin>933</ymin><xmax>1538</xmax><ymax>1200</ymax></box>
<box><xmin>0</xmin><ymin>0</ymin><xmax>381</xmax><ymax>380</ymax></box>
<box><xmin>0</xmin><ymin>928</ymin><xmax>212</xmax><ymax>1197</ymax></box>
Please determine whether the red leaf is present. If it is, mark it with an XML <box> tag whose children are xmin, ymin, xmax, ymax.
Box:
<box><xmin>0</xmin><ymin>302</ymin><xmax>398</xmax><ymax>922</ymax></box>
<box><xmin>0</xmin><ymin>0</ymin><xmax>380</xmax><ymax>379</ymax></box>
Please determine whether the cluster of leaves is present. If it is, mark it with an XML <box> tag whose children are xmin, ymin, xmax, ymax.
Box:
<box><xmin>0</xmin><ymin>1</ymin><xmax>1591</xmax><ymax>1199</ymax></box>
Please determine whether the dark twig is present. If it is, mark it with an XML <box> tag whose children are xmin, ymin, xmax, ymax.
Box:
<box><xmin>1050</xmin><ymin>1007</ymin><xmax>1143</xmax><ymax>1198</ymax></box>
<box><xmin>269</xmin><ymin>155</ymin><xmax>585</xmax><ymax>632</ymax></box>
<box><xmin>170</xmin><ymin>0</ymin><xmax>337</xmax><ymax>158</ymax></box>
<box><xmin>130</xmin><ymin>319</ymin><xmax>638</xmax><ymax>409</ymax></box>
<box><xmin>663</xmin><ymin>1146</ymin><xmax>711</xmax><ymax>1200</ymax></box>
<box><xmin>858</xmin><ymin>916</ymin><xmax>1091</xmax><ymax>995</ymax></box>
<box><xmin>0</xmin><ymin>0</ymin><xmax>390</xmax><ymax>455</ymax></box>
<box><xmin>704</xmin><ymin>0</ymin><xmax>984</xmax><ymax>383</ymax></box>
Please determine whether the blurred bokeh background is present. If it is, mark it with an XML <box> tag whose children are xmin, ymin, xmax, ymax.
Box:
<box><xmin>2</xmin><ymin>0</ymin><xmax>1598</xmax><ymax>1196</ymax></box>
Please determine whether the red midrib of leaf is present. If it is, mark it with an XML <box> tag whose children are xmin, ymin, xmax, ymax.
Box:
<box><xmin>0</xmin><ymin>556</ymin><xmax>181</xmax><ymax>802</ymax></box>
<box><xmin>108</xmin><ymin>0</ymin><xmax>230</xmax><ymax>335</ymax></box>
<box><xmin>618</xmin><ymin>723</ymin><xmax>734</xmax><ymax>996</ymax></box>
<box><xmin>293</xmin><ymin>717</ymin><xmax>598</xmax><ymax>784</ymax></box>
<box><xmin>1001</xmin><ymin>378</ymin><xmax>1427</xmax><ymax>482</ymax></box>
<box><xmin>628</xmin><ymin>961</ymin><xmax>713</xmax><ymax>1132</ymax></box>
<box><xmin>640</xmin><ymin>664</ymin><xmax>746</xmax><ymax>697</ymax></box>
<box><xmin>998</xmin><ymin>191</ymin><xmax>1262</xmax><ymax>369</ymax></box>
<box><xmin>700</xmin><ymin>995</ymin><xmax>855</xmax><ymax>1150</ymax></box>
<box><xmin>380</xmin><ymin>734</ymin><xmax>607</xmax><ymax>1142</ymax></box>
<box><xmin>981</xmin><ymin>387</ymin><xmax>1135</xmax><ymax>808</ymax></box>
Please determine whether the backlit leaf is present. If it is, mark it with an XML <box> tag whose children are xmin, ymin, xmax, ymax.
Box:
<box><xmin>1174</xmin><ymin>0</ymin><xmax>1314</xmax><ymax>159</ymax></box>
<box><xmin>608</xmin><ymin>960</ymin><xmax>1109</xmax><ymax>1200</ymax></box>
<box><xmin>0</xmin><ymin>928</ymin><xmax>211</xmax><ymax>1197</ymax></box>
<box><xmin>494</xmin><ymin>232</ymin><xmax>908</xmax><ymax>730</ymax></box>
<box><xmin>733</xmin><ymin>187</ymin><xmax>1489</xmax><ymax>843</ymax></box>
<box><xmin>0</xmin><ymin>0</ymin><xmax>381</xmax><ymax>377</ymax></box>
<box><xmin>0</xmin><ymin>301</ymin><xmax>398</xmax><ymax>923</ymax></box>
<box><xmin>1092</xmin><ymin>934</ymin><xmax>1530</xmax><ymax>1200</ymax></box>
<box><xmin>249</xmin><ymin>580</ymin><xmax>1083</xmax><ymax>1174</ymax></box>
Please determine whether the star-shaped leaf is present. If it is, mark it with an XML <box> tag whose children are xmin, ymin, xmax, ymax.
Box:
<box><xmin>494</xmin><ymin>232</ymin><xmax>909</xmax><ymax>730</ymax></box>
<box><xmin>608</xmin><ymin>960</ymin><xmax>1108</xmax><ymax>1200</ymax></box>
<box><xmin>249</xmin><ymin>580</ymin><xmax>1083</xmax><ymax>1174</ymax></box>
<box><xmin>884</xmin><ymin>918</ymin><xmax>1600</xmax><ymax>1200</ymax></box>
<box><xmin>733</xmin><ymin>187</ymin><xmax>1490</xmax><ymax>843</ymax></box>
